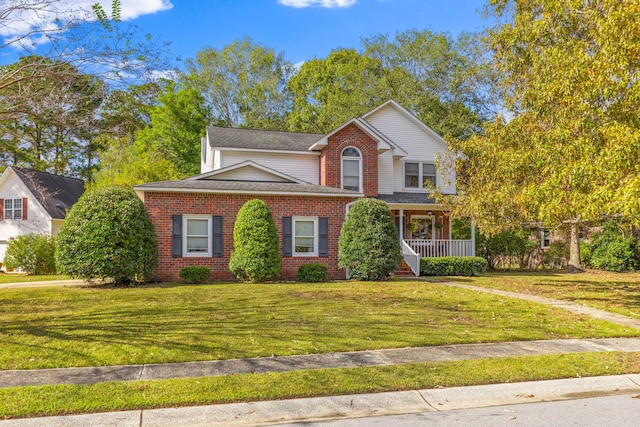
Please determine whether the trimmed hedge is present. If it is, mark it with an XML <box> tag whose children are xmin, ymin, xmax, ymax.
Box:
<box><xmin>179</xmin><ymin>266</ymin><xmax>211</xmax><ymax>284</ymax></box>
<box><xmin>420</xmin><ymin>256</ymin><xmax>488</xmax><ymax>276</ymax></box>
<box><xmin>297</xmin><ymin>263</ymin><xmax>328</xmax><ymax>282</ymax></box>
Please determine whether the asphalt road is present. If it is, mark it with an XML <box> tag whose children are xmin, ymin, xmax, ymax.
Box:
<box><xmin>283</xmin><ymin>394</ymin><xmax>640</xmax><ymax>426</ymax></box>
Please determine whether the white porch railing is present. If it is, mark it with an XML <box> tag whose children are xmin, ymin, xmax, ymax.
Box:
<box><xmin>405</xmin><ymin>239</ymin><xmax>474</xmax><ymax>258</ymax></box>
<box><xmin>401</xmin><ymin>240</ymin><xmax>420</xmax><ymax>277</ymax></box>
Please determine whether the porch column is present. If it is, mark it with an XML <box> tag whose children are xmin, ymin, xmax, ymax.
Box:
<box><xmin>399</xmin><ymin>209</ymin><xmax>404</xmax><ymax>240</ymax></box>
<box><xmin>470</xmin><ymin>221</ymin><xmax>476</xmax><ymax>256</ymax></box>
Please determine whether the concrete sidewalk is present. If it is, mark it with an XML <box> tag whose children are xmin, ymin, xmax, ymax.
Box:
<box><xmin>3</xmin><ymin>337</ymin><xmax>640</xmax><ymax>388</ymax></box>
<box><xmin>0</xmin><ymin>279</ymin><xmax>84</xmax><ymax>289</ymax></box>
<box><xmin>2</xmin><ymin>374</ymin><xmax>640</xmax><ymax>426</ymax></box>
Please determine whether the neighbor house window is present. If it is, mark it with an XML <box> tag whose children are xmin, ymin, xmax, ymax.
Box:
<box><xmin>4</xmin><ymin>198</ymin><xmax>22</xmax><ymax>220</ymax></box>
<box><xmin>184</xmin><ymin>215</ymin><xmax>211</xmax><ymax>256</ymax></box>
<box><xmin>293</xmin><ymin>216</ymin><xmax>318</xmax><ymax>256</ymax></box>
<box><xmin>404</xmin><ymin>162</ymin><xmax>437</xmax><ymax>190</ymax></box>
<box><xmin>341</xmin><ymin>147</ymin><xmax>361</xmax><ymax>192</ymax></box>
<box><xmin>541</xmin><ymin>229</ymin><xmax>551</xmax><ymax>248</ymax></box>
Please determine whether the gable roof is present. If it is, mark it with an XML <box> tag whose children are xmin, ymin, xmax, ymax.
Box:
<box><xmin>9</xmin><ymin>167</ymin><xmax>85</xmax><ymax>219</ymax></box>
<box><xmin>189</xmin><ymin>161</ymin><xmax>306</xmax><ymax>184</ymax></box>
<box><xmin>362</xmin><ymin>99</ymin><xmax>449</xmax><ymax>150</ymax></box>
<box><xmin>207</xmin><ymin>126</ymin><xmax>324</xmax><ymax>152</ymax></box>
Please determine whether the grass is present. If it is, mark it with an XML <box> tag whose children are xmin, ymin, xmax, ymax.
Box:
<box><xmin>0</xmin><ymin>280</ymin><xmax>638</xmax><ymax>370</ymax></box>
<box><xmin>0</xmin><ymin>274</ymin><xmax>70</xmax><ymax>284</ymax></box>
<box><xmin>2</xmin><ymin>351</ymin><xmax>640</xmax><ymax>419</ymax></box>
<box><xmin>453</xmin><ymin>271</ymin><xmax>640</xmax><ymax>320</ymax></box>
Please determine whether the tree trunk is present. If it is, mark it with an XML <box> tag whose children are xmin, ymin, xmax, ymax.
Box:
<box><xmin>567</xmin><ymin>222</ymin><xmax>583</xmax><ymax>273</ymax></box>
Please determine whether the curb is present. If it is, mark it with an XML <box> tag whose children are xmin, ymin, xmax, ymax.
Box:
<box><xmin>2</xmin><ymin>374</ymin><xmax>640</xmax><ymax>426</ymax></box>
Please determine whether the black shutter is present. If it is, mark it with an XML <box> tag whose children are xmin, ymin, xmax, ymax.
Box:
<box><xmin>171</xmin><ymin>215</ymin><xmax>182</xmax><ymax>257</ymax></box>
<box><xmin>319</xmin><ymin>217</ymin><xmax>329</xmax><ymax>257</ymax></box>
<box><xmin>282</xmin><ymin>216</ymin><xmax>292</xmax><ymax>256</ymax></box>
<box><xmin>212</xmin><ymin>215</ymin><xmax>223</xmax><ymax>257</ymax></box>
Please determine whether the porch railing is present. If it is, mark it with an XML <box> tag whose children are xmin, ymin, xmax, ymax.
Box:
<box><xmin>401</xmin><ymin>240</ymin><xmax>420</xmax><ymax>277</ymax></box>
<box><xmin>405</xmin><ymin>239</ymin><xmax>474</xmax><ymax>258</ymax></box>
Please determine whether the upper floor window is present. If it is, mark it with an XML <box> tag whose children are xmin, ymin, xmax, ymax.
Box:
<box><xmin>541</xmin><ymin>229</ymin><xmax>551</xmax><ymax>248</ymax></box>
<box><xmin>4</xmin><ymin>198</ymin><xmax>22</xmax><ymax>220</ymax></box>
<box><xmin>404</xmin><ymin>162</ymin><xmax>436</xmax><ymax>190</ymax></box>
<box><xmin>341</xmin><ymin>147</ymin><xmax>361</xmax><ymax>192</ymax></box>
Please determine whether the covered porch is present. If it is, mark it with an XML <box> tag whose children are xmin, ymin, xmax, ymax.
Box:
<box><xmin>380</xmin><ymin>195</ymin><xmax>475</xmax><ymax>277</ymax></box>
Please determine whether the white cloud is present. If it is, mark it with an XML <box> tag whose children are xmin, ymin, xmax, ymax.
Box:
<box><xmin>278</xmin><ymin>0</ymin><xmax>357</xmax><ymax>8</ymax></box>
<box><xmin>0</xmin><ymin>0</ymin><xmax>173</xmax><ymax>39</ymax></box>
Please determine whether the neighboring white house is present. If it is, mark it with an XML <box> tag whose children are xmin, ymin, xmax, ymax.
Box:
<box><xmin>0</xmin><ymin>167</ymin><xmax>85</xmax><ymax>266</ymax></box>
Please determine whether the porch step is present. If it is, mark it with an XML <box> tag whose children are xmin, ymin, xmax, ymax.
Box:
<box><xmin>393</xmin><ymin>261</ymin><xmax>416</xmax><ymax>278</ymax></box>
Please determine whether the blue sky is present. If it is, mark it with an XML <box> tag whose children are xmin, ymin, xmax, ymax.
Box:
<box><xmin>1</xmin><ymin>0</ymin><xmax>494</xmax><ymax>69</ymax></box>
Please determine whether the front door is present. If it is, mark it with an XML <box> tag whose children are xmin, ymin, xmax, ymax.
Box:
<box><xmin>411</xmin><ymin>215</ymin><xmax>434</xmax><ymax>240</ymax></box>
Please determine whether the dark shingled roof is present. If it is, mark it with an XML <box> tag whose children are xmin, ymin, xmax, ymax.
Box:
<box><xmin>12</xmin><ymin>167</ymin><xmax>85</xmax><ymax>219</ymax></box>
<box><xmin>377</xmin><ymin>192</ymin><xmax>438</xmax><ymax>204</ymax></box>
<box><xmin>207</xmin><ymin>127</ymin><xmax>325</xmax><ymax>152</ymax></box>
<box><xmin>135</xmin><ymin>179</ymin><xmax>361</xmax><ymax>197</ymax></box>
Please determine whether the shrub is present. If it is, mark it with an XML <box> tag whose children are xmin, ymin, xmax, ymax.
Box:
<box><xmin>3</xmin><ymin>233</ymin><xmax>56</xmax><ymax>275</ymax></box>
<box><xmin>179</xmin><ymin>266</ymin><xmax>211</xmax><ymax>284</ymax></box>
<box><xmin>297</xmin><ymin>263</ymin><xmax>328</xmax><ymax>282</ymax></box>
<box><xmin>338</xmin><ymin>198</ymin><xmax>402</xmax><ymax>280</ymax></box>
<box><xmin>55</xmin><ymin>187</ymin><xmax>158</xmax><ymax>286</ymax></box>
<box><xmin>588</xmin><ymin>221</ymin><xmax>639</xmax><ymax>272</ymax></box>
<box><xmin>476</xmin><ymin>228</ymin><xmax>536</xmax><ymax>269</ymax></box>
<box><xmin>229</xmin><ymin>199</ymin><xmax>281</xmax><ymax>282</ymax></box>
<box><xmin>420</xmin><ymin>256</ymin><xmax>488</xmax><ymax>276</ymax></box>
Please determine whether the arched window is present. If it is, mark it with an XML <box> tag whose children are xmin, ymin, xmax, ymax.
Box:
<box><xmin>341</xmin><ymin>147</ymin><xmax>361</xmax><ymax>192</ymax></box>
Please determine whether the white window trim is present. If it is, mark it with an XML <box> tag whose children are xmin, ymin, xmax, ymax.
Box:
<box><xmin>183</xmin><ymin>215</ymin><xmax>212</xmax><ymax>257</ymax></box>
<box><xmin>341</xmin><ymin>146</ymin><xmax>362</xmax><ymax>193</ymax></box>
<box><xmin>403</xmin><ymin>161</ymin><xmax>437</xmax><ymax>192</ymax></box>
<box><xmin>293</xmin><ymin>216</ymin><xmax>318</xmax><ymax>257</ymax></box>
<box><xmin>4</xmin><ymin>198</ymin><xmax>23</xmax><ymax>220</ymax></box>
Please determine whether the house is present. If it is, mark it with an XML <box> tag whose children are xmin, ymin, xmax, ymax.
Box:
<box><xmin>134</xmin><ymin>100</ymin><xmax>474</xmax><ymax>281</ymax></box>
<box><xmin>0</xmin><ymin>167</ymin><xmax>85</xmax><ymax>265</ymax></box>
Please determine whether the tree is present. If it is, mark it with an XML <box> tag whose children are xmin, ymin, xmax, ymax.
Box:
<box><xmin>91</xmin><ymin>80</ymin><xmax>210</xmax><ymax>188</ymax></box>
<box><xmin>0</xmin><ymin>56</ymin><xmax>106</xmax><ymax>178</ymax></box>
<box><xmin>287</xmin><ymin>49</ymin><xmax>392</xmax><ymax>133</ymax></box>
<box><xmin>184</xmin><ymin>37</ymin><xmax>294</xmax><ymax>129</ymax></box>
<box><xmin>287</xmin><ymin>31</ymin><xmax>491</xmax><ymax>137</ymax></box>
<box><xmin>229</xmin><ymin>199</ymin><xmax>281</xmax><ymax>282</ymax></box>
<box><xmin>0</xmin><ymin>0</ymin><xmax>172</xmax><ymax>121</ymax></box>
<box><xmin>338</xmin><ymin>198</ymin><xmax>402</xmax><ymax>280</ymax></box>
<box><xmin>443</xmin><ymin>0</ymin><xmax>640</xmax><ymax>271</ymax></box>
<box><xmin>55</xmin><ymin>187</ymin><xmax>158</xmax><ymax>286</ymax></box>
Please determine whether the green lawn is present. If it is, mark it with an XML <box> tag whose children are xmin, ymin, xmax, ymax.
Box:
<box><xmin>0</xmin><ymin>274</ymin><xmax>70</xmax><ymax>284</ymax></box>
<box><xmin>0</xmin><ymin>280</ymin><xmax>638</xmax><ymax>370</ymax></box>
<box><xmin>454</xmin><ymin>271</ymin><xmax>640</xmax><ymax>319</ymax></box>
<box><xmin>2</xmin><ymin>351</ymin><xmax>640</xmax><ymax>419</ymax></box>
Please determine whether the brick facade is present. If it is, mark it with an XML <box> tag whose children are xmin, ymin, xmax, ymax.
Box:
<box><xmin>319</xmin><ymin>124</ymin><xmax>379</xmax><ymax>197</ymax></box>
<box><xmin>144</xmin><ymin>192</ymin><xmax>356</xmax><ymax>282</ymax></box>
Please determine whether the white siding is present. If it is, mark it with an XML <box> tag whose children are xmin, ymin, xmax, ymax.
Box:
<box><xmin>220</xmin><ymin>151</ymin><xmax>320</xmax><ymax>184</ymax></box>
<box><xmin>377</xmin><ymin>150</ymin><xmax>394</xmax><ymax>195</ymax></box>
<box><xmin>0</xmin><ymin>172</ymin><xmax>53</xmax><ymax>250</ymax></box>
<box><xmin>366</xmin><ymin>105</ymin><xmax>456</xmax><ymax>195</ymax></box>
<box><xmin>209</xmin><ymin>165</ymin><xmax>289</xmax><ymax>182</ymax></box>
<box><xmin>201</xmin><ymin>138</ymin><xmax>215</xmax><ymax>173</ymax></box>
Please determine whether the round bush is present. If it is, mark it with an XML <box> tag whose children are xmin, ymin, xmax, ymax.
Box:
<box><xmin>55</xmin><ymin>187</ymin><xmax>158</xmax><ymax>286</ymax></box>
<box><xmin>338</xmin><ymin>198</ymin><xmax>402</xmax><ymax>280</ymax></box>
<box><xmin>229</xmin><ymin>199</ymin><xmax>281</xmax><ymax>282</ymax></box>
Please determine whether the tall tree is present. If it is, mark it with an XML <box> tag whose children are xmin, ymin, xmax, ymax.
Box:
<box><xmin>444</xmin><ymin>0</ymin><xmax>640</xmax><ymax>271</ymax></box>
<box><xmin>184</xmin><ymin>37</ymin><xmax>293</xmax><ymax>129</ymax></box>
<box><xmin>287</xmin><ymin>48</ymin><xmax>392</xmax><ymax>133</ymax></box>
<box><xmin>0</xmin><ymin>0</ymin><xmax>172</xmax><ymax>120</ymax></box>
<box><xmin>0</xmin><ymin>56</ymin><xmax>106</xmax><ymax>178</ymax></box>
